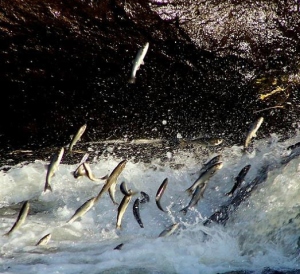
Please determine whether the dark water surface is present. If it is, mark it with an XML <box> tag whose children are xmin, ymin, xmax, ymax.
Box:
<box><xmin>1</xmin><ymin>0</ymin><xmax>300</xmax><ymax>153</ymax></box>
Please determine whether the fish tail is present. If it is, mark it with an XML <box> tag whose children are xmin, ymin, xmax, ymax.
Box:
<box><xmin>44</xmin><ymin>183</ymin><xmax>52</xmax><ymax>192</ymax></box>
<box><xmin>128</xmin><ymin>77</ymin><xmax>136</xmax><ymax>84</ymax></box>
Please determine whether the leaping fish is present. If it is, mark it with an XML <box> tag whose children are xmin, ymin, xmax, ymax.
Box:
<box><xmin>155</xmin><ymin>178</ymin><xmax>169</xmax><ymax>212</ymax></box>
<box><xmin>181</xmin><ymin>183</ymin><xmax>207</xmax><ymax>215</ymax></box>
<box><xmin>67</xmin><ymin>197</ymin><xmax>96</xmax><ymax>224</ymax></box>
<box><xmin>128</xmin><ymin>42</ymin><xmax>149</xmax><ymax>84</ymax></box>
<box><xmin>68</xmin><ymin>123</ymin><xmax>87</xmax><ymax>154</ymax></box>
<box><xmin>158</xmin><ymin>223</ymin><xmax>179</xmax><ymax>237</ymax></box>
<box><xmin>133</xmin><ymin>198</ymin><xmax>144</xmax><ymax>228</ymax></box>
<box><xmin>116</xmin><ymin>191</ymin><xmax>132</xmax><ymax>229</ymax></box>
<box><xmin>186</xmin><ymin>162</ymin><xmax>223</xmax><ymax>196</ymax></box>
<box><xmin>244</xmin><ymin>117</ymin><xmax>264</xmax><ymax>150</ymax></box>
<box><xmin>95</xmin><ymin>160</ymin><xmax>127</xmax><ymax>203</ymax></box>
<box><xmin>83</xmin><ymin>162</ymin><xmax>108</xmax><ymax>182</ymax></box>
<box><xmin>4</xmin><ymin>201</ymin><xmax>30</xmax><ymax>236</ymax></box>
<box><xmin>225</xmin><ymin>164</ymin><xmax>251</xmax><ymax>197</ymax></box>
<box><xmin>44</xmin><ymin>147</ymin><xmax>64</xmax><ymax>192</ymax></box>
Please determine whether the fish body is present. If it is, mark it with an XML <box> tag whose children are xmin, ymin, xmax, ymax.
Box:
<box><xmin>226</xmin><ymin>164</ymin><xmax>251</xmax><ymax>197</ymax></box>
<box><xmin>181</xmin><ymin>183</ymin><xmax>207</xmax><ymax>214</ymax></box>
<box><xmin>158</xmin><ymin>223</ymin><xmax>179</xmax><ymax>237</ymax></box>
<box><xmin>200</xmin><ymin>155</ymin><xmax>222</xmax><ymax>173</ymax></box>
<box><xmin>83</xmin><ymin>162</ymin><xmax>101</xmax><ymax>182</ymax></box>
<box><xmin>36</xmin><ymin>233</ymin><xmax>51</xmax><ymax>246</ymax></box>
<box><xmin>133</xmin><ymin>198</ymin><xmax>144</xmax><ymax>228</ymax></box>
<box><xmin>116</xmin><ymin>194</ymin><xmax>132</xmax><ymax>229</ymax></box>
<box><xmin>68</xmin><ymin>124</ymin><xmax>87</xmax><ymax>153</ymax></box>
<box><xmin>44</xmin><ymin>147</ymin><xmax>64</xmax><ymax>192</ymax></box>
<box><xmin>128</xmin><ymin>42</ymin><xmax>149</xmax><ymax>84</ymax></box>
<box><xmin>186</xmin><ymin>162</ymin><xmax>223</xmax><ymax>195</ymax></box>
<box><xmin>244</xmin><ymin>117</ymin><xmax>264</xmax><ymax>149</ymax></box>
<box><xmin>67</xmin><ymin>197</ymin><xmax>96</xmax><ymax>224</ymax></box>
<box><xmin>155</xmin><ymin>178</ymin><xmax>168</xmax><ymax>212</ymax></box>
<box><xmin>120</xmin><ymin>181</ymin><xmax>131</xmax><ymax>196</ymax></box>
<box><xmin>140</xmin><ymin>191</ymin><xmax>150</xmax><ymax>204</ymax></box>
<box><xmin>4</xmin><ymin>201</ymin><xmax>30</xmax><ymax>236</ymax></box>
<box><xmin>95</xmin><ymin>160</ymin><xmax>127</xmax><ymax>203</ymax></box>
<box><xmin>108</xmin><ymin>183</ymin><xmax>118</xmax><ymax>205</ymax></box>
<box><xmin>189</xmin><ymin>137</ymin><xmax>223</xmax><ymax>147</ymax></box>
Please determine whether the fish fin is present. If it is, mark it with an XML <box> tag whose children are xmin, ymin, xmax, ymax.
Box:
<box><xmin>44</xmin><ymin>183</ymin><xmax>52</xmax><ymax>192</ymax></box>
<box><xmin>141</xmin><ymin>61</ymin><xmax>144</xmax><ymax>65</ymax></box>
<box><xmin>128</xmin><ymin>77</ymin><xmax>136</xmax><ymax>84</ymax></box>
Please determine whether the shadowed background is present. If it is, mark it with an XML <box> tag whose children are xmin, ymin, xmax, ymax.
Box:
<box><xmin>1</xmin><ymin>0</ymin><xmax>300</xmax><ymax>152</ymax></box>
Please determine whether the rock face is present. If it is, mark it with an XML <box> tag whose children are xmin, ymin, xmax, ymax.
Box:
<box><xmin>0</xmin><ymin>0</ymin><xmax>299</xmax><ymax>152</ymax></box>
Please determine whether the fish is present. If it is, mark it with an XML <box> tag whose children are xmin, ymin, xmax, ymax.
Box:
<box><xmin>133</xmin><ymin>198</ymin><xmax>144</xmax><ymax>228</ymax></box>
<box><xmin>140</xmin><ymin>191</ymin><xmax>150</xmax><ymax>204</ymax></box>
<box><xmin>181</xmin><ymin>183</ymin><xmax>207</xmax><ymax>215</ymax></box>
<box><xmin>116</xmin><ymin>193</ymin><xmax>132</xmax><ymax>229</ymax></box>
<box><xmin>128</xmin><ymin>42</ymin><xmax>149</xmax><ymax>84</ymax></box>
<box><xmin>95</xmin><ymin>160</ymin><xmax>127</xmax><ymax>203</ymax></box>
<box><xmin>72</xmin><ymin>153</ymin><xmax>89</xmax><ymax>179</ymax></box>
<box><xmin>158</xmin><ymin>223</ymin><xmax>179</xmax><ymax>237</ymax></box>
<box><xmin>4</xmin><ymin>201</ymin><xmax>30</xmax><ymax>236</ymax></box>
<box><xmin>114</xmin><ymin>243</ymin><xmax>124</xmax><ymax>250</ymax></box>
<box><xmin>44</xmin><ymin>147</ymin><xmax>64</xmax><ymax>192</ymax></box>
<box><xmin>244</xmin><ymin>117</ymin><xmax>264</xmax><ymax>149</ymax></box>
<box><xmin>155</xmin><ymin>178</ymin><xmax>168</xmax><ymax>212</ymax></box>
<box><xmin>108</xmin><ymin>182</ymin><xmax>118</xmax><ymax>205</ymax></box>
<box><xmin>200</xmin><ymin>155</ymin><xmax>222</xmax><ymax>173</ymax></box>
<box><xmin>189</xmin><ymin>137</ymin><xmax>223</xmax><ymax>147</ymax></box>
<box><xmin>68</xmin><ymin>124</ymin><xmax>87</xmax><ymax>153</ymax></box>
<box><xmin>67</xmin><ymin>197</ymin><xmax>96</xmax><ymax>224</ymax></box>
<box><xmin>83</xmin><ymin>162</ymin><xmax>107</xmax><ymax>182</ymax></box>
<box><xmin>120</xmin><ymin>181</ymin><xmax>131</xmax><ymax>196</ymax></box>
<box><xmin>186</xmin><ymin>162</ymin><xmax>223</xmax><ymax>195</ymax></box>
<box><xmin>226</xmin><ymin>164</ymin><xmax>251</xmax><ymax>197</ymax></box>
<box><xmin>36</xmin><ymin>233</ymin><xmax>51</xmax><ymax>246</ymax></box>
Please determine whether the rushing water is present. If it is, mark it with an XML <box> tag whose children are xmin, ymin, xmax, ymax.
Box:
<box><xmin>1</xmin><ymin>132</ymin><xmax>300</xmax><ymax>274</ymax></box>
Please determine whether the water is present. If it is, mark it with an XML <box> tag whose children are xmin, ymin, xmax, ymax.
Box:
<box><xmin>1</xmin><ymin>133</ymin><xmax>300</xmax><ymax>274</ymax></box>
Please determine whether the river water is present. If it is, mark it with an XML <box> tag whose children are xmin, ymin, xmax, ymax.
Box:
<box><xmin>1</xmin><ymin>132</ymin><xmax>300</xmax><ymax>274</ymax></box>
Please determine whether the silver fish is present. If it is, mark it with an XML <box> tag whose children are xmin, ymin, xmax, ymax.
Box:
<box><xmin>200</xmin><ymin>155</ymin><xmax>222</xmax><ymax>173</ymax></box>
<box><xmin>244</xmin><ymin>117</ymin><xmax>264</xmax><ymax>149</ymax></box>
<box><xmin>44</xmin><ymin>147</ymin><xmax>64</xmax><ymax>192</ymax></box>
<box><xmin>116</xmin><ymin>193</ymin><xmax>132</xmax><ymax>229</ymax></box>
<box><xmin>67</xmin><ymin>197</ymin><xmax>96</xmax><ymax>224</ymax></box>
<box><xmin>158</xmin><ymin>223</ymin><xmax>179</xmax><ymax>237</ymax></box>
<box><xmin>36</xmin><ymin>233</ymin><xmax>51</xmax><ymax>246</ymax></box>
<box><xmin>83</xmin><ymin>162</ymin><xmax>107</xmax><ymax>182</ymax></box>
<box><xmin>108</xmin><ymin>182</ymin><xmax>118</xmax><ymax>205</ymax></box>
<box><xmin>186</xmin><ymin>162</ymin><xmax>223</xmax><ymax>195</ymax></box>
<box><xmin>128</xmin><ymin>42</ymin><xmax>149</xmax><ymax>84</ymax></box>
<box><xmin>133</xmin><ymin>198</ymin><xmax>144</xmax><ymax>228</ymax></box>
<box><xmin>181</xmin><ymin>183</ymin><xmax>207</xmax><ymax>214</ymax></box>
<box><xmin>226</xmin><ymin>164</ymin><xmax>251</xmax><ymax>197</ymax></box>
<box><xmin>4</xmin><ymin>201</ymin><xmax>30</xmax><ymax>236</ymax></box>
<box><xmin>68</xmin><ymin>124</ymin><xmax>87</xmax><ymax>153</ymax></box>
<box><xmin>155</xmin><ymin>178</ymin><xmax>168</xmax><ymax>212</ymax></box>
<box><xmin>189</xmin><ymin>137</ymin><xmax>223</xmax><ymax>147</ymax></box>
<box><xmin>95</xmin><ymin>160</ymin><xmax>127</xmax><ymax>203</ymax></box>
